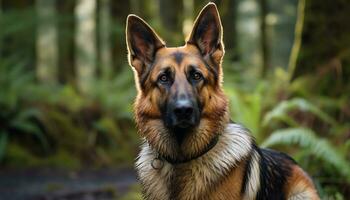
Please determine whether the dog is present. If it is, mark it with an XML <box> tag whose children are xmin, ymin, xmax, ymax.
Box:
<box><xmin>126</xmin><ymin>2</ymin><xmax>319</xmax><ymax>200</ymax></box>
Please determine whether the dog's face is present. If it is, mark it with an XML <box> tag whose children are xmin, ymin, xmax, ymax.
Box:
<box><xmin>126</xmin><ymin>3</ymin><xmax>229</xmax><ymax>161</ymax></box>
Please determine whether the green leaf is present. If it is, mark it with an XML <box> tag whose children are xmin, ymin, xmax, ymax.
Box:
<box><xmin>15</xmin><ymin>108</ymin><xmax>42</xmax><ymax>121</ymax></box>
<box><xmin>262</xmin><ymin>128</ymin><xmax>350</xmax><ymax>181</ymax></box>
<box><xmin>263</xmin><ymin>98</ymin><xmax>337</xmax><ymax>127</ymax></box>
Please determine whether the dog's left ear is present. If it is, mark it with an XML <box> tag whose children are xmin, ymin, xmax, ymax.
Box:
<box><xmin>187</xmin><ymin>3</ymin><xmax>224</xmax><ymax>66</ymax></box>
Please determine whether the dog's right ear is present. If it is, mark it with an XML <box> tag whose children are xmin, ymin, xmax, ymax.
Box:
<box><xmin>126</xmin><ymin>15</ymin><xmax>165</xmax><ymax>76</ymax></box>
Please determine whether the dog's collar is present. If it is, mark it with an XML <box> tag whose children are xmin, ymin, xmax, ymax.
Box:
<box><xmin>151</xmin><ymin>135</ymin><xmax>219</xmax><ymax>168</ymax></box>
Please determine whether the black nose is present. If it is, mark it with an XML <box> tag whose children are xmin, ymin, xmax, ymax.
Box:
<box><xmin>173</xmin><ymin>100</ymin><xmax>193</xmax><ymax>118</ymax></box>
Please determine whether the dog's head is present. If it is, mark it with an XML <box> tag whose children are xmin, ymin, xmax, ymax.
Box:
<box><xmin>126</xmin><ymin>3</ymin><xmax>229</xmax><ymax>161</ymax></box>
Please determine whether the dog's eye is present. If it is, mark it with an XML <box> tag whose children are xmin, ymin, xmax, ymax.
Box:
<box><xmin>158</xmin><ymin>74</ymin><xmax>169</xmax><ymax>83</ymax></box>
<box><xmin>192</xmin><ymin>72</ymin><xmax>203</xmax><ymax>81</ymax></box>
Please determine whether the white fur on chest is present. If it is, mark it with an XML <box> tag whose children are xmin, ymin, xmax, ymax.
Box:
<box><xmin>136</xmin><ymin>124</ymin><xmax>252</xmax><ymax>200</ymax></box>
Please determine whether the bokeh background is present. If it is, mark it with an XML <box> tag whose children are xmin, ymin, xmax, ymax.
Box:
<box><xmin>0</xmin><ymin>0</ymin><xmax>349</xmax><ymax>199</ymax></box>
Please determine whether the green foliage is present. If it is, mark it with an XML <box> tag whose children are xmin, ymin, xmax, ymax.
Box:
<box><xmin>262</xmin><ymin>127</ymin><xmax>350</xmax><ymax>181</ymax></box>
<box><xmin>259</xmin><ymin>93</ymin><xmax>350</xmax><ymax>198</ymax></box>
<box><xmin>4</xmin><ymin>143</ymin><xmax>81</xmax><ymax>169</ymax></box>
<box><xmin>0</xmin><ymin>62</ymin><xmax>48</xmax><ymax>161</ymax></box>
<box><xmin>0</xmin><ymin>132</ymin><xmax>8</xmax><ymax>160</ymax></box>
<box><xmin>32</xmin><ymin>74</ymin><xmax>138</xmax><ymax>167</ymax></box>
<box><xmin>87</xmin><ymin>68</ymin><xmax>136</xmax><ymax>119</ymax></box>
<box><xmin>225</xmin><ymin>82</ymin><xmax>266</xmax><ymax>141</ymax></box>
<box><xmin>39</xmin><ymin>150</ymin><xmax>81</xmax><ymax>169</ymax></box>
<box><xmin>119</xmin><ymin>184</ymin><xmax>142</xmax><ymax>200</ymax></box>
<box><xmin>263</xmin><ymin>98</ymin><xmax>337</xmax><ymax>127</ymax></box>
<box><xmin>0</xmin><ymin>58</ymin><xmax>137</xmax><ymax>167</ymax></box>
<box><xmin>3</xmin><ymin>143</ymin><xmax>39</xmax><ymax>167</ymax></box>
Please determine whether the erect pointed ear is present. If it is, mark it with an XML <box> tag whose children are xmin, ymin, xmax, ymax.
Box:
<box><xmin>126</xmin><ymin>15</ymin><xmax>165</xmax><ymax>76</ymax></box>
<box><xmin>187</xmin><ymin>3</ymin><xmax>224</xmax><ymax>65</ymax></box>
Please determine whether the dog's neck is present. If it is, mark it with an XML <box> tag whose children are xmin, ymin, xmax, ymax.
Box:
<box><xmin>136</xmin><ymin>123</ymin><xmax>254</xmax><ymax>200</ymax></box>
<box><xmin>155</xmin><ymin>134</ymin><xmax>220</xmax><ymax>166</ymax></box>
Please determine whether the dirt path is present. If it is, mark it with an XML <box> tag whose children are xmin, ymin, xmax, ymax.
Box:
<box><xmin>0</xmin><ymin>167</ymin><xmax>138</xmax><ymax>200</ymax></box>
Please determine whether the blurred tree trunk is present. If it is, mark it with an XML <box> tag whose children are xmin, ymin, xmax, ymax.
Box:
<box><xmin>56</xmin><ymin>0</ymin><xmax>77</xmax><ymax>86</ymax></box>
<box><xmin>218</xmin><ymin>0</ymin><xmax>239</xmax><ymax>61</ymax></box>
<box><xmin>110</xmin><ymin>0</ymin><xmax>130</xmax><ymax>75</ymax></box>
<box><xmin>95</xmin><ymin>0</ymin><xmax>102</xmax><ymax>78</ymax></box>
<box><xmin>0</xmin><ymin>1</ymin><xmax>2</xmax><ymax>59</ymax></box>
<box><xmin>159</xmin><ymin>0</ymin><xmax>183</xmax><ymax>46</ymax></box>
<box><xmin>193</xmin><ymin>0</ymin><xmax>214</xmax><ymax>15</ymax></box>
<box><xmin>95</xmin><ymin>0</ymin><xmax>112</xmax><ymax>79</ymax></box>
<box><xmin>288</xmin><ymin>0</ymin><xmax>350</xmax><ymax>95</ymax></box>
<box><xmin>75</xmin><ymin>0</ymin><xmax>96</xmax><ymax>91</ymax></box>
<box><xmin>259</xmin><ymin>0</ymin><xmax>270</xmax><ymax>78</ymax></box>
<box><xmin>0</xmin><ymin>0</ymin><xmax>37</xmax><ymax>73</ymax></box>
<box><xmin>132</xmin><ymin>0</ymin><xmax>153</xmax><ymax>21</ymax></box>
<box><xmin>193</xmin><ymin>0</ymin><xmax>239</xmax><ymax>61</ymax></box>
<box><xmin>36</xmin><ymin>0</ymin><xmax>57</xmax><ymax>83</ymax></box>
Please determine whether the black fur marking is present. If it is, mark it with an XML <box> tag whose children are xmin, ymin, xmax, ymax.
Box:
<box><xmin>199</xmin><ymin>56</ymin><xmax>219</xmax><ymax>83</ymax></box>
<box><xmin>255</xmin><ymin>148</ymin><xmax>296</xmax><ymax>200</ymax></box>
<box><xmin>138</xmin><ymin>47</ymin><xmax>166</xmax><ymax>89</ymax></box>
<box><xmin>173</xmin><ymin>52</ymin><xmax>184</xmax><ymax>65</ymax></box>
<box><xmin>139</xmin><ymin>63</ymin><xmax>154</xmax><ymax>89</ymax></box>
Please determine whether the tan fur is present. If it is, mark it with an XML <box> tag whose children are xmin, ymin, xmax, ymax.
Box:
<box><xmin>285</xmin><ymin>166</ymin><xmax>320</xmax><ymax>200</ymax></box>
<box><xmin>206</xmin><ymin>159</ymin><xmax>246</xmax><ymax>200</ymax></box>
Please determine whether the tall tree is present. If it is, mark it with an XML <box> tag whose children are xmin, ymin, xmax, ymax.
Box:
<box><xmin>95</xmin><ymin>0</ymin><xmax>102</xmax><ymax>78</ymax></box>
<box><xmin>36</xmin><ymin>0</ymin><xmax>58</xmax><ymax>83</ymax></box>
<box><xmin>259</xmin><ymin>0</ymin><xmax>270</xmax><ymax>77</ymax></box>
<box><xmin>289</xmin><ymin>0</ymin><xmax>350</xmax><ymax>96</ymax></box>
<box><xmin>218</xmin><ymin>0</ymin><xmax>239</xmax><ymax>61</ymax></box>
<box><xmin>56</xmin><ymin>0</ymin><xmax>77</xmax><ymax>86</ymax></box>
<box><xmin>0</xmin><ymin>0</ymin><xmax>36</xmax><ymax>72</ymax></box>
<box><xmin>158</xmin><ymin>0</ymin><xmax>183</xmax><ymax>46</ymax></box>
<box><xmin>132</xmin><ymin>0</ymin><xmax>154</xmax><ymax>21</ymax></box>
<box><xmin>193</xmin><ymin>0</ymin><xmax>239</xmax><ymax>61</ymax></box>
<box><xmin>93</xmin><ymin>0</ymin><xmax>111</xmax><ymax>79</ymax></box>
<box><xmin>110</xmin><ymin>0</ymin><xmax>130</xmax><ymax>75</ymax></box>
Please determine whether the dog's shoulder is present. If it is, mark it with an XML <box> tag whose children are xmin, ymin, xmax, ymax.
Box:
<box><xmin>226</xmin><ymin>123</ymin><xmax>318</xmax><ymax>199</ymax></box>
<box><xmin>242</xmin><ymin>143</ymin><xmax>319</xmax><ymax>200</ymax></box>
<box><xmin>251</xmin><ymin>147</ymin><xmax>295</xmax><ymax>199</ymax></box>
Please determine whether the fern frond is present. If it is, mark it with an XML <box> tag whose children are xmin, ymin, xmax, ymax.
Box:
<box><xmin>261</xmin><ymin>128</ymin><xmax>350</xmax><ymax>181</ymax></box>
<box><xmin>263</xmin><ymin>98</ymin><xmax>337</xmax><ymax>127</ymax></box>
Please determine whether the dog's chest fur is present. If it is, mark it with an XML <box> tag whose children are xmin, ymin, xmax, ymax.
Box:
<box><xmin>136</xmin><ymin>124</ymin><xmax>254</xmax><ymax>200</ymax></box>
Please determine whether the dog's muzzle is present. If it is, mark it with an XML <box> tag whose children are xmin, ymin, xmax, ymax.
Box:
<box><xmin>163</xmin><ymin>97</ymin><xmax>200</xmax><ymax>144</ymax></box>
<box><xmin>172</xmin><ymin>99</ymin><xmax>196</xmax><ymax>128</ymax></box>
<box><xmin>167</xmin><ymin>98</ymin><xmax>199</xmax><ymax>129</ymax></box>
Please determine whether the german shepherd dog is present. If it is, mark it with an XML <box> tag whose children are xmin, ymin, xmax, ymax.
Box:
<box><xmin>126</xmin><ymin>3</ymin><xmax>319</xmax><ymax>200</ymax></box>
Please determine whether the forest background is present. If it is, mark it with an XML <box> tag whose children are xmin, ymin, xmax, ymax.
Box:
<box><xmin>0</xmin><ymin>0</ymin><xmax>349</xmax><ymax>199</ymax></box>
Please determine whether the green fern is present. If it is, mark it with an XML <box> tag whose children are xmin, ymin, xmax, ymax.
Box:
<box><xmin>261</xmin><ymin>127</ymin><xmax>350</xmax><ymax>181</ymax></box>
<box><xmin>0</xmin><ymin>63</ymin><xmax>48</xmax><ymax>160</ymax></box>
<box><xmin>225</xmin><ymin>83</ymin><xmax>266</xmax><ymax>141</ymax></box>
<box><xmin>263</xmin><ymin>98</ymin><xmax>337</xmax><ymax>127</ymax></box>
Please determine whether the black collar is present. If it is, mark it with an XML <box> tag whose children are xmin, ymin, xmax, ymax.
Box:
<box><xmin>157</xmin><ymin>135</ymin><xmax>219</xmax><ymax>165</ymax></box>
